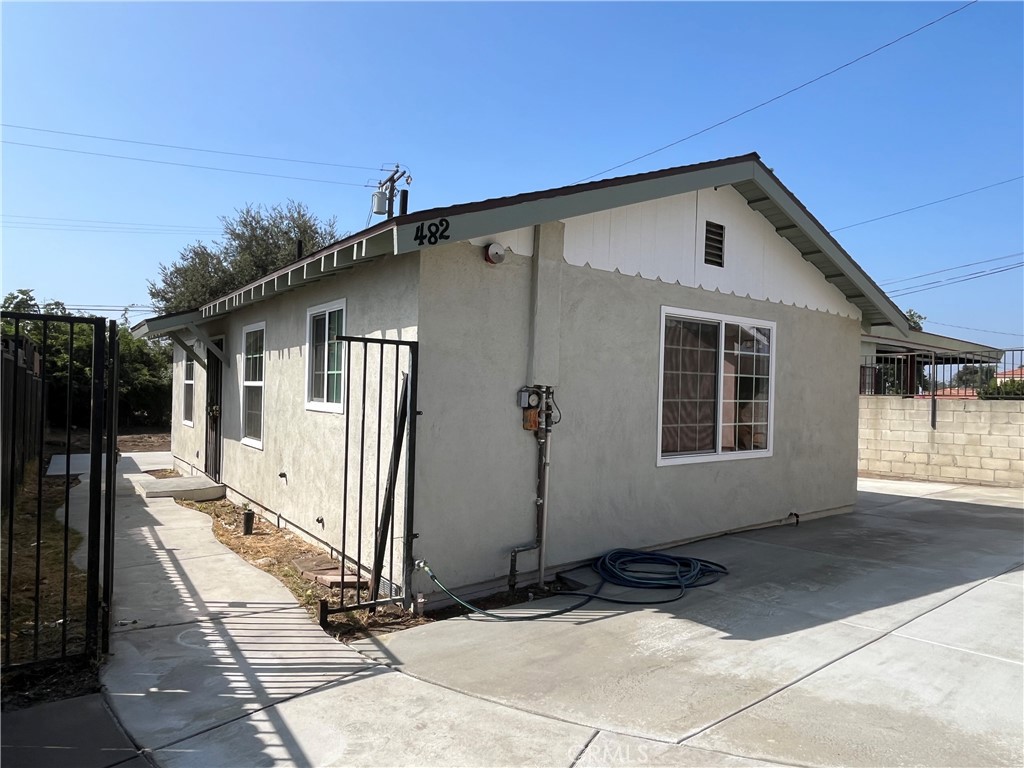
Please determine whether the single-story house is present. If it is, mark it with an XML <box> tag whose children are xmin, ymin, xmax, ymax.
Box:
<box><xmin>134</xmin><ymin>152</ymin><xmax>909</xmax><ymax>607</ymax></box>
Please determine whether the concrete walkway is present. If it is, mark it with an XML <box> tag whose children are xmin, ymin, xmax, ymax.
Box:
<box><xmin>4</xmin><ymin>457</ymin><xmax>1022</xmax><ymax>767</ymax></box>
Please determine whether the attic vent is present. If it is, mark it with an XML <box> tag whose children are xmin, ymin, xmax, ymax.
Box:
<box><xmin>704</xmin><ymin>221</ymin><xmax>725</xmax><ymax>268</ymax></box>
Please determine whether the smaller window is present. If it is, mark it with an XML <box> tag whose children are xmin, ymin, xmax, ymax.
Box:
<box><xmin>704</xmin><ymin>221</ymin><xmax>725</xmax><ymax>268</ymax></box>
<box><xmin>306</xmin><ymin>299</ymin><xmax>346</xmax><ymax>412</ymax></box>
<box><xmin>183</xmin><ymin>358</ymin><xmax>195</xmax><ymax>426</ymax></box>
<box><xmin>242</xmin><ymin>323</ymin><xmax>265</xmax><ymax>449</ymax></box>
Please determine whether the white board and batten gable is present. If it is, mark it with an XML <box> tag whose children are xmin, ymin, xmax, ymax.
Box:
<box><xmin>561</xmin><ymin>184</ymin><xmax>859</xmax><ymax>320</ymax></box>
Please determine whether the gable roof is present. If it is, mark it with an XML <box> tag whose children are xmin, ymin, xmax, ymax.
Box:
<box><xmin>134</xmin><ymin>152</ymin><xmax>908</xmax><ymax>339</ymax></box>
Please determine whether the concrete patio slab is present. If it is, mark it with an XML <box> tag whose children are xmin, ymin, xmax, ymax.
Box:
<box><xmin>103</xmin><ymin>607</ymin><xmax>373</xmax><ymax>749</ymax></box>
<box><xmin>111</xmin><ymin>521</ymin><xmax>238</xmax><ymax>569</ymax></box>
<box><xmin>153</xmin><ymin>666</ymin><xmax>595</xmax><ymax>768</ymax></box>
<box><xmin>106</xmin><ymin>552</ymin><xmax>308</xmax><ymax>629</ymax></box>
<box><xmin>0</xmin><ymin>694</ymin><xmax>142</xmax><ymax>768</ymax></box>
<box><xmin>575</xmin><ymin>732</ymin><xmax>776</xmax><ymax>767</ymax></box>
<box><xmin>354</xmin><ymin>588</ymin><xmax>882</xmax><ymax>742</ymax></box>
<box><xmin>138</xmin><ymin>475</ymin><xmax>224</xmax><ymax>501</ymax></box>
<box><xmin>44</xmin><ymin>451</ymin><xmax>173</xmax><ymax>477</ymax></box>
<box><xmin>731</xmin><ymin>503</ymin><xmax>1022</xmax><ymax>581</ymax></box>
<box><xmin>660</xmin><ymin>534</ymin><xmax>988</xmax><ymax>633</ymax></box>
<box><xmin>687</xmin><ymin>631</ymin><xmax>1023</xmax><ymax>767</ymax></box>
<box><xmin>894</xmin><ymin>577</ymin><xmax>1023</xmax><ymax>662</ymax></box>
<box><xmin>47</xmin><ymin>462</ymin><xmax>1016</xmax><ymax>768</ymax></box>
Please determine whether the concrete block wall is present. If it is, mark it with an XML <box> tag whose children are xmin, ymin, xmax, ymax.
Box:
<box><xmin>858</xmin><ymin>397</ymin><xmax>1024</xmax><ymax>487</ymax></box>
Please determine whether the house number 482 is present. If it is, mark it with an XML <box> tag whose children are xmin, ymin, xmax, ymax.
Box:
<box><xmin>413</xmin><ymin>218</ymin><xmax>450</xmax><ymax>246</ymax></box>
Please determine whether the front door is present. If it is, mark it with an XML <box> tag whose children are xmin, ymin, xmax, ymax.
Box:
<box><xmin>205</xmin><ymin>340</ymin><xmax>223</xmax><ymax>482</ymax></box>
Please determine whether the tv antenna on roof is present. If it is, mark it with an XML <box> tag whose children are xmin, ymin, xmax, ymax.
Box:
<box><xmin>372</xmin><ymin>165</ymin><xmax>412</xmax><ymax>219</ymax></box>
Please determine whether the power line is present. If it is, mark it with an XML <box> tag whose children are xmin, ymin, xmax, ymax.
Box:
<box><xmin>2</xmin><ymin>123</ymin><xmax>387</xmax><ymax>172</ymax></box>
<box><xmin>832</xmin><ymin>176</ymin><xmax>1024</xmax><ymax>232</ymax></box>
<box><xmin>576</xmin><ymin>1</ymin><xmax>978</xmax><ymax>183</ymax></box>
<box><xmin>2</xmin><ymin>140</ymin><xmax>376</xmax><ymax>187</ymax></box>
<box><xmin>880</xmin><ymin>252</ymin><xmax>1024</xmax><ymax>286</ymax></box>
<box><xmin>888</xmin><ymin>262</ymin><xmax>1023</xmax><ymax>297</ymax></box>
<box><xmin>927</xmin><ymin>321</ymin><xmax>1024</xmax><ymax>338</ymax></box>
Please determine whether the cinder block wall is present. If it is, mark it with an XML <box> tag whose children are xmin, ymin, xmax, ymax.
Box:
<box><xmin>858</xmin><ymin>397</ymin><xmax>1024</xmax><ymax>487</ymax></box>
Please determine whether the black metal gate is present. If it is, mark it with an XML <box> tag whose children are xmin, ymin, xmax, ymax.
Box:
<box><xmin>320</xmin><ymin>335</ymin><xmax>417</xmax><ymax>626</ymax></box>
<box><xmin>1</xmin><ymin>312</ymin><xmax>119</xmax><ymax>669</ymax></box>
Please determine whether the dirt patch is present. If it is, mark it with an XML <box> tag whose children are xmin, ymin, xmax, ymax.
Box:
<box><xmin>177</xmin><ymin>499</ymin><xmax>431</xmax><ymax>641</ymax></box>
<box><xmin>174</xmin><ymin>499</ymin><xmax>554</xmax><ymax>642</ymax></box>
<box><xmin>2</xmin><ymin>659</ymin><xmax>101</xmax><ymax>711</ymax></box>
<box><xmin>118</xmin><ymin>429</ymin><xmax>170</xmax><ymax>453</ymax></box>
<box><xmin>0</xmin><ymin>464</ymin><xmax>88</xmax><ymax>665</ymax></box>
<box><xmin>144</xmin><ymin>468</ymin><xmax>180</xmax><ymax>479</ymax></box>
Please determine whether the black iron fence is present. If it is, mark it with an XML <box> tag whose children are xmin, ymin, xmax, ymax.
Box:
<box><xmin>318</xmin><ymin>336</ymin><xmax>418</xmax><ymax>627</ymax></box>
<box><xmin>1</xmin><ymin>312</ymin><xmax>119</xmax><ymax>670</ymax></box>
<box><xmin>860</xmin><ymin>348</ymin><xmax>1024</xmax><ymax>400</ymax></box>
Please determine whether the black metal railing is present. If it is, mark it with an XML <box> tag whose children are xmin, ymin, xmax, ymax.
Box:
<box><xmin>1</xmin><ymin>312</ymin><xmax>119</xmax><ymax>670</ymax></box>
<box><xmin>319</xmin><ymin>335</ymin><xmax>418</xmax><ymax>628</ymax></box>
<box><xmin>860</xmin><ymin>348</ymin><xmax>1024</xmax><ymax>400</ymax></box>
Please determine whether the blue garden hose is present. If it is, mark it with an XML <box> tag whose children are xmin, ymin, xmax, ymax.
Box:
<box><xmin>416</xmin><ymin>548</ymin><xmax>728</xmax><ymax>622</ymax></box>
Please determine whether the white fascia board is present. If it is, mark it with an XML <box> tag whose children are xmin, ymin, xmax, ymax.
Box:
<box><xmin>751</xmin><ymin>165</ymin><xmax>909</xmax><ymax>336</ymax></box>
<box><xmin>131</xmin><ymin>310</ymin><xmax>204</xmax><ymax>339</ymax></box>
<box><xmin>394</xmin><ymin>162</ymin><xmax>757</xmax><ymax>255</ymax></box>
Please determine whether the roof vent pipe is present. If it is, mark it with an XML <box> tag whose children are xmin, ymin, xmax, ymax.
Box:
<box><xmin>399</xmin><ymin>188</ymin><xmax>409</xmax><ymax>216</ymax></box>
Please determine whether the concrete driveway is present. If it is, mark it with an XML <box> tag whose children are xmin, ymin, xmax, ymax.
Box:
<box><xmin>95</xmin><ymin>459</ymin><xmax>1022</xmax><ymax>767</ymax></box>
<box><xmin>350</xmin><ymin>477</ymin><xmax>1024</xmax><ymax>767</ymax></box>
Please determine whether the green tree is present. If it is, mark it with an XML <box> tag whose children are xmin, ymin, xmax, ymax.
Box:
<box><xmin>2</xmin><ymin>289</ymin><xmax>172</xmax><ymax>428</ymax></box>
<box><xmin>905</xmin><ymin>308</ymin><xmax>926</xmax><ymax>332</ymax></box>
<box><xmin>148</xmin><ymin>201</ymin><xmax>338</xmax><ymax>313</ymax></box>
<box><xmin>950</xmin><ymin>364</ymin><xmax>996</xmax><ymax>390</ymax></box>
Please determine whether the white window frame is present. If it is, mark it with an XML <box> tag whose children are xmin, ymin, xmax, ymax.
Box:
<box><xmin>241</xmin><ymin>321</ymin><xmax>266</xmax><ymax>450</ymax></box>
<box><xmin>304</xmin><ymin>299</ymin><xmax>347</xmax><ymax>414</ymax></box>
<box><xmin>182</xmin><ymin>356</ymin><xmax>195</xmax><ymax>428</ymax></box>
<box><xmin>657</xmin><ymin>306</ymin><xmax>776</xmax><ymax>467</ymax></box>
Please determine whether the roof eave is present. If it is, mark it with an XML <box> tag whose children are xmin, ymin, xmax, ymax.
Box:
<box><xmin>748</xmin><ymin>163</ymin><xmax>909</xmax><ymax>335</ymax></box>
<box><xmin>131</xmin><ymin>309</ymin><xmax>204</xmax><ymax>339</ymax></box>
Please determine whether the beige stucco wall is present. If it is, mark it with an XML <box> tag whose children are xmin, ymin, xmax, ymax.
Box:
<box><xmin>171</xmin><ymin>253</ymin><xmax>419</xmax><ymax>577</ymax></box>
<box><xmin>170</xmin><ymin>214</ymin><xmax>866</xmax><ymax>599</ymax></box>
<box><xmin>411</xmin><ymin>236</ymin><xmax>863</xmax><ymax>593</ymax></box>
<box><xmin>859</xmin><ymin>397</ymin><xmax>1024</xmax><ymax>486</ymax></box>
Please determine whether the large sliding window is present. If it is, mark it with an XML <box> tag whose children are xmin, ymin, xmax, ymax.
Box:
<box><xmin>659</xmin><ymin>307</ymin><xmax>774</xmax><ymax>465</ymax></box>
<box><xmin>242</xmin><ymin>322</ymin><xmax>265</xmax><ymax>449</ymax></box>
<box><xmin>306</xmin><ymin>299</ymin><xmax>346</xmax><ymax>412</ymax></box>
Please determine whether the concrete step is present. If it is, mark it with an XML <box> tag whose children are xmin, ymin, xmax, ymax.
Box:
<box><xmin>139</xmin><ymin>475</ymin><xmax>225</xmax><ymax>501</ymax></box>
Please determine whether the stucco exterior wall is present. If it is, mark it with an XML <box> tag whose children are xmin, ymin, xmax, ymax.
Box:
<box><xmin>859</xmin><ymin>397</ymin><xmax>1024</xmax><ymax>486</ymax></box>
<box><xmin>412</xmin><ymin>235</ymin><xmax>863</xmax><ymax>593</ymax></box>
<box><xmin>171</xmin><ymin>253</ymin><xmax>419</xmax><ymax>573</ymax></box>
<box><xmin>413</xmin><ymin>240</ymin><xmax>539</xmax><ymax>590</ymax></box>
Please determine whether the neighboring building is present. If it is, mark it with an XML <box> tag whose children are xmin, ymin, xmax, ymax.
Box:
<box><xmin>134</xmin><ymin>152</ymin><xmax>908</xmax><ymax>605</ymax></box>
<box><xmin>995</xmin><ymin>365</ymin><xmax>1024</xmax><ymax>381</ymax></box>
<box><xmin>859</xmin><ymin>327</ymin><xmax>1004</xmax><ymax>398</ymax></box>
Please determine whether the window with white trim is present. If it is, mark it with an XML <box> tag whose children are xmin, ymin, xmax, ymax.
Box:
<box><xmin>306</xmin><ymin>299</ymin><xmax>346</xmax><ymax>412</ymax></box>
<box><xmin>242</xmin><ymin>322</ymin><xmax>265</xmax><ymax>448</ymax></box>
<box><xmin>659</xmin><ymin>307</ymin><xmax>774</xmax><ymax>464</ymax></box>
<box><xmin>183</xmin><ymin>358</ymin><xmax>195</xmax><ymax>426</ymax></box>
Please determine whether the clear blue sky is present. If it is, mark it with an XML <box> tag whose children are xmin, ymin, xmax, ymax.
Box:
<box><xmin>2</xmin><ymin>2</ymin><xmax>1022</xmax><ymax>350</ymax></box>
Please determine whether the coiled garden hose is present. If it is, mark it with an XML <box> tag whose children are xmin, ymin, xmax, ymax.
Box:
<box><xmin>416</xmin><ymin>548</ymin><xmax>728</xmax><ymax>622</ymax></box>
